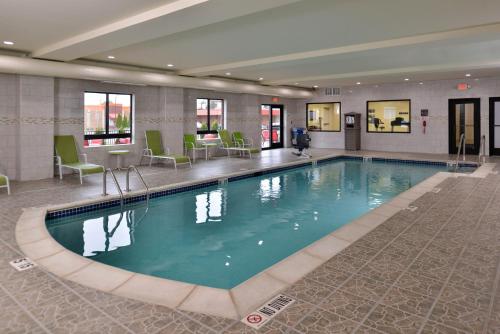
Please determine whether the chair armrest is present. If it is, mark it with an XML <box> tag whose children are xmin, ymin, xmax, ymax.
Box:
<box><xmin>55</xmin><ymin>155</ymin><xmax>62</xmax><ymax>165</ymax></box>
<box><xmin>79</xmin><ymin>153</ymin><xmax>88</xmax><ymax>163</ymax></box>
<box><xmin>143</xmin><ymin>148</ymin><xmax>153</xmax><ymax>156</ymax></box>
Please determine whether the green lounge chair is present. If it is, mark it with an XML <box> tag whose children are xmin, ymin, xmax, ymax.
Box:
<box><xmin>232</xmin><ymin>131</ymin><xmax>254</xmax><ymax>148</ymax></box>
<box><xmin>183</xmin><ymin>134</ymin><xmax>206</xmax><ymax>163</ymax></box>
<box><xmin>142</xmin><ymin>130</ymin><xmax>191</xmax><ymax>169</ymax></box>
<box><xmin>54</xmin><ymin>135</ymin><xmax>105</xmax><ymax>184</ymax></box>
<box><xmin>218</xmin><ymin>130</ymin><xmax>261</xmax><ymax>158</ymax></box>
<box><xmin>0</xmin><ymin>173</ymin><xmax>10</xmax><ymax>195</ymax></box>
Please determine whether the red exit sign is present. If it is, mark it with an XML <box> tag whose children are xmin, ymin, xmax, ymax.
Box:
<box><xmin>271</xmin><ymin>97</ymin><xmax>280</xmax><ymax>103</ymax></box>
<box><xmin>457</xmin><ymin>83</ymin><xmax>471</xmax><ymax>91</ymax></box>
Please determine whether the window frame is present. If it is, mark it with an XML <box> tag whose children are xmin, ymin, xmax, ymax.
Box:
<box><xmin>83</xmin><ymin>91</ymin><xmax>133</xmax><ymax>142</ymax></box>
<box><xmin>306</xmin><ymin>102</ymin><xmax>342</xmax><ymax>132</ymax></box>
<box><xmin>366</xmin><ymin>99</ymin><xmax>411</xmax><ymax>134</ymax></box>
<box><xmin>196</xmin><ymin>98</ymin><xmax>224</xmax><ymax>135</ymax></box>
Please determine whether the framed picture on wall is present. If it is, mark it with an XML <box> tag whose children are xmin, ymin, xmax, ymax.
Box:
<box><xmin>366</xmin><ymin>100</ymin><xmax>411</xmax><ymax>133</ymax></box>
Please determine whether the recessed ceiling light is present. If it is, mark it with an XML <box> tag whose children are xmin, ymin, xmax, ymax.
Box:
<box><xmin>3</xmin><ymin>40</ymin><xmax>14</xmax><ymax>45</ymax></box>
<box><xmin>465</xmin><ymin>73</ymin><xmax>471</xmax><ymax>77</ymax></box>
<box><xmin>313</xmin><ymin>85</ymin><xmax>319</xmax><ymax>88</ymax></box>
<box><xmin>474</xmin><ymin>78</ymin><xmax>480</xmax><ymax>81</ymax></box>
<box><xmin>107</xmin><ymin>55</ymin><xmax>115</xmax><ymax>59</ymax></box>
<box><xmin>225</xmin><ymin>72</ymin><xmax>231</xmax><ymax>76</ymax></box>
<box><xmin>349</xmin><ymin>90</ymin><xmax>353</xmax><ymax>93</ymax></box>
<box><xmin>167</xmin><ymin>64</ymin><xmax>174</xmax><ymax>67</ymax></box>
<box><xmin>419</xmin><ymin>82</ymin><xmax>424</xmax><ymax>85</ymax></box>
<box><xmin>404</xmin><ymin>78</ymin><xmax>410</xmax><ymax>81</ymax></box>
<box><xmin>258</xmin><ymin>77</ymin><xmax>264</xmax><ymax>81</ymax></box>
<box><xmin>294</xmin><ymin>83</ymin><xmax>299</xmax><ymax>85</ymax></box>
<box><xmin>356</xmin><ymin>82</ymin><xmax>361</xmax><ymax>85</ymax></box>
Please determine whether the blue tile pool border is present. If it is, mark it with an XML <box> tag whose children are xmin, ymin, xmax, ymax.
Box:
<box><xmin>45</xmin><ymin>155</ymin><xmax>477</xmax><ymax>220</ymax></box>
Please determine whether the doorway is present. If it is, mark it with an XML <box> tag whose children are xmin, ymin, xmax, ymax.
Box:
<box><xmin>260</xmin><ymin>104</ymin><xmax>283</xmax><ymax>150</ymax></box>
<box><xmin>490</xmin><ymin>97</ymin><xmax>500</xmax><ymax>155</ymax></box>
<box><xmin>448</xmin><ymin>98</ymin><xmax>480</xmax><ymax>155</ymax></box>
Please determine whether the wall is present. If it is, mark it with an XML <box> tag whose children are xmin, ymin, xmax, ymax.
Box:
<box><xmin>306</xmin><ymin>77</ymin><xmax>500</xmax><ymax>154</ymax></box>
<box><xmin>0</xmin><ymin>74</ymin><xmax>301</xmax><ymax>181</ymax></box>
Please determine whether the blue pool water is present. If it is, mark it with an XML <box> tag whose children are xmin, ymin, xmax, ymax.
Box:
<box><xmin>47</xmin><ymin>159</ymin><xmax>446</xmax><ymax>289</ymax></box>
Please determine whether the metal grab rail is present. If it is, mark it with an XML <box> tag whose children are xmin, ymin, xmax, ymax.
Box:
<box><xmin>478</xmin><ymin>135</ymin><xmax>486</xmax><ymax>165</ymax></box>
<box><xmin>126</xmin><ymin>165</ymin><xmax>150</xmax><ymax>206</ymax></box>
<box><xmin>102</xmin><ymin>168</ymin><xmax>124</xmax><ymax>209</ymax></box>
<box><xmin>454</xmin><ymin>133</ymin><xmax>466</xmax><ymax>171</ymax></box>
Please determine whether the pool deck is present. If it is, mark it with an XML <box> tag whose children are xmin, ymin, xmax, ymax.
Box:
<box><xmin>1</xmin><ymin>148</ymin><xmax>500</xmax><ymax>333</ymax></box>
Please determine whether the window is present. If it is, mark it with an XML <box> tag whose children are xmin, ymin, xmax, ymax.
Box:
<box><xmin>196</xmin><ymin>98</ymin><xmax>224</xmax><ymax>138</ymax></box>
<box><xmin>306</xmin><ymin>102</ymin><xmax>341</xmax><ymax>132</ymax></box>
<box><xmin>367</xmin><ymin>100</ymin><xmax>411</xmax><ymax>133</ymax></box>
<box><xmin>84</xmin><ymin>92</ymin><xmax>133</xmax><ymax>147</ymax></box>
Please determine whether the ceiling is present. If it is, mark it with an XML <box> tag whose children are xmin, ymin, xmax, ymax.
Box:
<box><xmin>2</xmin><ymin>0</ymin><xmax>500</xmax><ymax>89</ymax></box>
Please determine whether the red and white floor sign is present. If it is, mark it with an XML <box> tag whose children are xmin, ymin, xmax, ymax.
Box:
<box><xmin>241</xmin><ymin>294</ymin><xmax>295</xmax><ymax>329</ymax></box>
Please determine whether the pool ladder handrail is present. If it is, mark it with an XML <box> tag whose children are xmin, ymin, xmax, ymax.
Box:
<box><xmin>102</xmin><ymin>168</ymin><xmax>124</xmax><ymax>209</ymax></box>
<box><xmin>454</xmin><ymin>133</ymin><xmax>466</xmax><ymax>171</ymax></box>
<box><xmin>126</xmin><ymin>165</ymin><xmax>150</xmax><ymax>206</ymax></box>
<box><xmin>478</xmin><ymin>135</ymin><xmax>486</xmax><ymax>165</ymax></box>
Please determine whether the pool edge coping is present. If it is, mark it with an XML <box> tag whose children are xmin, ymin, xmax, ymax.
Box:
<box><xmin>14</xmin><ymin>157</ymin><xmax>494</xmax><ymax>321</ymax></box>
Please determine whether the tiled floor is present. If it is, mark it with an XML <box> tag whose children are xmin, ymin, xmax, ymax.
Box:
<box><xmin>0</xmin><ymin>148</ymin><xmax>499</xmax><ymax>333</ymax></box>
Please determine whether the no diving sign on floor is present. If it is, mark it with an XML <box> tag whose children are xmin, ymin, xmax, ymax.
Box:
<box><xmin>9</xmin><ymin>258</ymin><xmax>37</xmax><ymax>271</ymax></box>
<box><xmin>241</xmin><ymin>294</ymin><xmax>295</xmax><ymax>329</ymax></box>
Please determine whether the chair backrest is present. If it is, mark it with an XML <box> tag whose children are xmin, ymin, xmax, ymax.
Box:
<box><xmin>145</xmin><ymin>130</ymin><xmax>165</xmax><ymax>156</ymax></box>
<box><xmin>54</xmin><ymin>135</ymin><xmax>80</xmax><ymax>164</ymax></box>
<box><xmin>218</xmin><ymin>130</ymin><xmax>233</xmax><ymax>146</ymax></box>
<box><xmin>262</xmin><ymin>130</ymin><xmax>269</xmax><ymax>140</ymax></box>
<box><xmin>0</xmin><ymin>174</ymin><xmax>7</xmax><ymax>187</ymax></box>
<box><xmin>233</xmin><ymin>131</ymin><xmax>244</xmax><ymax>143</ymax></box>
<box><xmin>183</xmin><ymin>134</ymin><xmax>197</xmax><ymax>147</ymax></box>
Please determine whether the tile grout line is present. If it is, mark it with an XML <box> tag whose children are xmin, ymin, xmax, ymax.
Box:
<box><xmin>287</xmin><ymin>177</ymin><xmax>468</xmax><ymax>332</ymax></box>
<box><xmin>414</xmin><ymin>178</ymin><xmax>500</xmax><ymax>334</ymax></box>
<box><xmin>0</xmin><ymin>236</ymin><xmax>137</xmax><ymax>334</ymax></box>
<box><xmin>483</xmin><ymin>254</ymin><xmax>500</xmax><ymax>334</ymax></box>
<box><xmin>0</xmin><ymin>280</ymin><xmax>53</xmax><ymax>334</ymax></box>
<box><xmin>350</xmin><ymin>177</ymin><xmax>484</xmax><ymax>333</ymax></box>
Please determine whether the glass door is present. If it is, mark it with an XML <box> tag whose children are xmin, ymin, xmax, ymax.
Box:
<box><xmin>490</xmin><ymin>97</ymin><xmax>500</xmax><ymax>155</ymax></box>
<box><xmin>260</xmin><ymin>104</ymin><xmax>283</xmax><ymax>149</ymax></box>
<box><xmin>448</xmin><ymin>98</ymin><xmax>480</xmax><ymax>155</ymax></box>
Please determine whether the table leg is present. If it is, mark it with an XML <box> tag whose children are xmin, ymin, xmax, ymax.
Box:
<box><xmin>117</xmin><ymin>155</ymin><xmax>122</xmax><ymax>169</ymax></box>
<box><xmin>205</xmin><ymin>146</ymin><xmax>208</xmax><ymax>160</ymax></box>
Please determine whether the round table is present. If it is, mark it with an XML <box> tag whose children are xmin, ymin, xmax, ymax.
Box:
<box><xmin>108</xmin><ymin>150</ymin><xmax>130</xmax><ymax>170</ymax></box>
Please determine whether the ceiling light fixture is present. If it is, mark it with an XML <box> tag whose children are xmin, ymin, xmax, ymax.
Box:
<box><xmin>404</xmin><ymin>78</ymin><xmax>410</xmax><ymax>81</ymax></box>
<box><xmin>356</xmin><ymin>82</ymin><xmax>361</xmax><ymax>85</ymax></box>
<box><xmin>313</xmin><ymin>85</ymin><xmax>319</xmax><ymax>88</ymax></box>
<box><xmin>294</xmin><ymin>83</ymin><xmax>299</xmax><ymax>85</ymax></box>
<box><xmin>107</xmin><ymin>55</ymin><xmax>115</xmax><ymax>59</ymax></box>
<box><xmin>465</xmin><ymin>73</ymin><xmax>471</xmax><ymax>77</ymax></box>
<box><xmin>167</xmin><ymin>64</ymin><xmax>174</xmax><ymax>67</ymax></box>
<box><xmin>3</xmin><ymin>41</ymin><xmax>14</xmax><ymax>45</ymax></box>
<box><xmin>419</xmin><ymin>82</ymin><xmax>424</xmax><ymax>85</ymax></box>
<box><xmin>258</xmin><ymin>77</ymin><xmax>264</xmax><ymax>81</ymax></box>
<box><xmin>225</xmin><ymin>72</ymin><xmax>231</xmax><ymax>76</ymax></box>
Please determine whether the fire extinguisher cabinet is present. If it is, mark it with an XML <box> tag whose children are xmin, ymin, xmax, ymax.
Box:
<box><xmin>344</xmin><ymin>113</ymin><xmax>361</xmax><ymax>150</ymax></box>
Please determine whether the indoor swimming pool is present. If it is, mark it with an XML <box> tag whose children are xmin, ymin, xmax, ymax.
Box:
<box><xmin>47</xmin><ymin>158</ymin><xmax>448</xmax><ymax>289</ymax></box>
